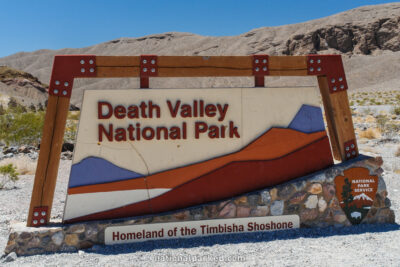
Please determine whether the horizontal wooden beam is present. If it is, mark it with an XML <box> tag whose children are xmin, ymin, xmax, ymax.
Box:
<box><xmin>97</xmin><ymin>67</ymin><xmax>140</xmax><ymax>77</ymax></box>
<box><xmin>96</xmin><ymin>56</ymin><xmax>140</xmax><ymax>67</ymax></box>
<box><xmin>94</xmin><ymin>56</ymin><xmax>308</xmax><ymax>77</ymax></box>
<box><xmin>157</xmin><ymin>56</ymin><xmax>252</xmax><ymax>68</ymax></box>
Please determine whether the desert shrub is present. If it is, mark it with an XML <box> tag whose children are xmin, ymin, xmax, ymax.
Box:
<box><xmin>376</xmin><ymin>115</ymin><xmax>389</xmax><ymax>132</ymax></box>
<box><xmin>0</xmin><ymin>163</ymin><xmax>19</xmax><ymax>189</ymax></box>
<box><xmin>395</xmin><ymin>146</ymin><xmax>400</xmax><ymax>157</ymax></box>
<box><xmin>0</xmin><ymin>109</ymin><xmax>45</xmax><ymax>146</ymax></box>
<box><xmin>67</xmin><ymin>111</ymin><xmax>80</xmax><ymax>121</ymax></box>
<box><xmin>362</xmin><ymin>107</ymin><xmax>373</xmax><ymax>115</ymax></box>
<box><xmin>63</xmin><ymin>111</ymin><xmax>80</xmax><ymax>142</ymax></box>
<box><xmin>393</xmin><ymin>106</ymin><xmax>400</xmax><ymax>116</ymax></box>
<box><xmin>359</xmin><ymin>128</ymin><xmax>381</xmax><ymax>139</ymax></box>
<box><xmin>64</xmin><ymin>119</ymin><xmax>78</xmax><ymax>142</ymax></box>
<box><xmin>1</xmin><ymin>157</ymin><xmax>36</xmax><ymax>175</ymax></box>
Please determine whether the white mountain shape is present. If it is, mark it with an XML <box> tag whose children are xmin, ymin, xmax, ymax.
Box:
<box><xmin>353</xmin><ymin>193</ymin><xmax>373</xmax><ymax>201</ymax></box>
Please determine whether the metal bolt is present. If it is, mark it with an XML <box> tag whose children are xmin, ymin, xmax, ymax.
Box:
<box><xmin>143</xmin><ymin>59</ymin><xmax>147</xmax><ymax>64</ymax></box>
<box><xmin>317</xmin><ymin>59</ymin><xmax>321</xmax><ymax>63</ymax></box>
<box><xmin>352</xmin><ymin>151</ymin><xmax>356</xmax><ymax>155</ymax></box>
<box><xmin>255</xmin><ymin>67</ymin><xmax>259</xmax><ymax>72</ymax></box>
<box><xmin>255</xmin><ymin>59</ymin><xmax>259</xmax><ymax>64</ymax></box>
<box><xmin>40</xmin><ymin>219</ymin><xmax>45</xmax><ymax>224</ymax></box>
<box><xmin>339</xmin><ymin>77</ymin><xmax>343</xmax><ymax>81</ymax></box>
<box><xmin>151</xmin><ymin>59</ymin><xmax>156</xmax><ymax>64</ymax></box>
<box><xmin>263</xmin><ymin>67</ymin><xmax>267</xmax><ymax>71</ymax></box>
<box><xmin>53</xmin><ymin>89</ymin><xmax>59</xmax><ymax>94</ymax></box>
<box><xmin>347</xmin><ymin>153</ymin><xmax>350</xmax><ymax>158</ymax></box>
<box><xmin>64</xmin><ymin>82</ymin><xmax>69</xmax><ymax>87</ymax></box>
<box><xmin>351</xmin><ymin>144</ymin><xmax>355</xmax><ymax>149</ymax></box>
<box><xmin>340</xmin><ymin>85</ymin><xmax>344</xmax><ymax>89</ymax></box>
<box><xmin>81</xmin><ymin>68</ymin><xmax>85</xmax><ymax>73</ymax></box>
<box><xmin>346</xmin><ymin>146</ymin><xmax>349</xmax><ymax>151</ymax></box>
<box><xmin>62</xmin><ymin>90</ymin><xmax>67</xmax><ymax>95</ymax></box>
<box><xmin>41</xmin><ymin>211</ymin><xmax>46</xmax><ymax>216</ymax></box>
<box><xmin>310</xmin><ymin>59</ymin><xmax>314</xmax><ymax>64</ymax></box>
<box><xmin>80</xmin><ymin>60</ymin><xmax>85</xmax><ymax>64</ymax></box>
<box><xmin>263</xmin><ymin>59</ymin><xmax>267</xmax><ymax>63</ymax></box>
<box><xmin>143</xmin><ymin>67</ymin><xmax>147</xmax><ymax>72</ymax></box>
<box><xmin>55</xmin><ymin>80</ymin><xmax>60</xmax><ymax>85</ymax></box>
<box><xmin>309</xmin><ymin>67</ymin><xmax>314</xmax><ymax>72</ymax></box>
<box><xmin>34</xmin><ymin>212</ymin><xmax>39</xmax><ymax>217</ymax></box>
<box><xmin>90</xmin><ymin>68</ymin><xmax>95</xmax><ymax>73</ymax></box>
<box><xmin>333</xmin><ymin>86</ymin><xmax>337</xmax><ymax>91</ymax></box>
<box><xmin>317</xmin><ymin>67</ymin><xmax>321</xmax><ymax>71</ymax></box>
<box><xmin>331</xmin><ymin>78</ymin><xmax>335</xmax><ymax>83</ymax></box>
<box><xmin>33</xmin><ymin>220</ymin><xmax>38</xmax><ymax>225</ymax></box>
<box><xmin>89</xmin><ymin>59</ymin><xmax>94</xmax><ymax>64</ymax></box>
<box><xmin>151</xmin><ymin>68</ymin><xmax>155</xmax><ymax>73</ymax></box>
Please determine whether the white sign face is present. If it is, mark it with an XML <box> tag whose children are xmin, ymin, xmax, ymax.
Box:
<box><xmin>64</xmin><ymin>87</ymin><xmax>332</xmax><ymax>222</ymax></box>
<box><xmin>105</xmin><ymin>215</ymin><xmax>300</xmax><ymax>245</ymax></box>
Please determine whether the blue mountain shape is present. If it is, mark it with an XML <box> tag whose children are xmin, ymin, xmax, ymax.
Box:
<box><xmin>69</xmin><ymin>156</ymin><xmax>144</xmax><ymax>188</ymax></box>
<box><xmin>288</xmin><ymin>105</ymin><xmax>325</xmax><ymax>133</ymax></box>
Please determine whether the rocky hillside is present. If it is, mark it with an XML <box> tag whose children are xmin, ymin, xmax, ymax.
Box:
<box><xmin>0</xmin><ymin>66</ymin><xmax>48</xmax><ymax>108</ymax></box>
<box><xmin>0</xmin><ymin>3</ymin><xmax>399</xmax><ymax>107</ymax></box>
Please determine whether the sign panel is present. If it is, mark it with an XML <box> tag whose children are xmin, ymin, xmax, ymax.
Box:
<box><xmin>335</xmin><ymin>167</ymin><xmax>378</xmax><ymax>224</ymax></box>
<box><xmin>63</xmin><ymin>87</ymin><xmax>333</xmax><ymax>222</ymax></box>
<box><xmin>105</xmin><ymin>215</ymin><xmax>300</xmax><ymax>245</ymax></box>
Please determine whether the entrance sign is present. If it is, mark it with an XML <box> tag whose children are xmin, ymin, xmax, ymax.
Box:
<box><xmin>5</xmin><ymin>54</ymin><xmax>396</xmax><ymax>257</ymax></box>
<box><xmin>27</xmin><ymin>55</ymin><xmax>358</xmax><ymax>227</ymax></box>
<box><xmin>64</xmin><ymin>87</ymin><xmax>333</xmax><ymax>222</ymax></box>
<box><xmin>105</xmin><ymin>215</ymin><xmax>300</xmax><ymax>244</ymax></box>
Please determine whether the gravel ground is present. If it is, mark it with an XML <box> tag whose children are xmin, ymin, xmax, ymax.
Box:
<box><xmin>0</xmin><ymin>141</ymin><xmax>399</xmax><ymax>266</ymax></box>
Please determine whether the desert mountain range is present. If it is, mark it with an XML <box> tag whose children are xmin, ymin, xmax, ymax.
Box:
<box><xmin>0</xmin><ymin>3</ymin><xmax>399</xmax><ymax>107</ymax></box>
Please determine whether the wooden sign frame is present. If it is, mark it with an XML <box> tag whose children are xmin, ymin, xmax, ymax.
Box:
<box><xmin>27</xmin><ymin>55</ymin><xmax>357</xmax><ymax>227</ymax></box>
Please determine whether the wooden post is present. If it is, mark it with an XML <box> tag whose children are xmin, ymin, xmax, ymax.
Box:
<box><xmin>318</xmin><ymin>76</ymin><xmax>357</xmax><ymax>161</ymax></box>
<box><xmin>27</xmin><ymin>95</ymin><xmax>70</xmax><ymax>226</ymax></box>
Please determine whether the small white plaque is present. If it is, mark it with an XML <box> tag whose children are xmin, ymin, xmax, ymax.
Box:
<box><xmin>105</xmin><ymin>215</ymin><xmax>299</xmax><ymax>245</ymax></box>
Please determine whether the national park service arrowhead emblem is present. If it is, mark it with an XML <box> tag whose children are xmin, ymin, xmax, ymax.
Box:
<box><xmin>334</xmin><ymin>167</ymin><xmax>378</xmax><ymax>224</ymax></box>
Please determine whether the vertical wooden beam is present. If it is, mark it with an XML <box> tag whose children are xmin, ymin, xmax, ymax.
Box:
<box><xmin>318</xmin><ymin>76</ymin><xmax>357</xmax><ymax>161</ymax></box>
<box><xmin>140</xmin><ymin>77</ymin><xmax>149</xmax><ymax>88</ymax></box>
<box><xmin>27</xmin><ymin>95</ymin><xmax>70</xmax><ymax>226</ymax></box>
<box><xmin>254</xmin><ymin>76</ymin><xmax>264</xmax><ymax>87</ymax></box>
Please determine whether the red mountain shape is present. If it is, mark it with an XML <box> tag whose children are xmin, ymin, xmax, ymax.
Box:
<box><xmin>66</xmin><ymin>128</ymin><xmax>333</xmax><ymax>223</ymax></box>
<box><xmin>69</xmin><ymin>128</ymin><xmax>330</xmax><ymax>195</ymax></box>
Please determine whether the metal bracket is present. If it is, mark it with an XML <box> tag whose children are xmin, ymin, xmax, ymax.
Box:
<box><xmin>344</xmin><ymin>139</ymin><xmax>358</xmax><ymax>160</ymax></box>
<box><xmin>31</xmin><ymin>206</ymin><xmax>48</xmax><ymax>227</ymax></box>
<box><xmin>140</xmin><ymin>55</ymin><xmax>158</xmax><ymax>77</ymax></box>
<box><xmin>253</xmin><ymin>55</ymin><xmax>269</xmax><ymax>87</ymax></box>
<box><xmin>49</xmin><ymin>55</ymin><xmax>97</xmax><ymax>98</ymax></box>
<box><xmin>307</xmin><ymin>55</ymin><xmax>348</xmax><ymax>94</ymax></box>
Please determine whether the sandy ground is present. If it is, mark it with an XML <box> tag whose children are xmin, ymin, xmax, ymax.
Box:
<box><xmin>0</xmin><ymin>140</ymin><xmax>399</xmax><ymax>266</ymax></box>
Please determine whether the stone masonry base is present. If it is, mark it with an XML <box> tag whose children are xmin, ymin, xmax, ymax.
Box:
<box><xmin>4</xmin><ymin>155</ymin><xmax>395</xmax><ymax>256</ymax></box>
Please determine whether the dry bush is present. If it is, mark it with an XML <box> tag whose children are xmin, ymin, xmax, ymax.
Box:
<box><xmin>0</xmin><ymin>156</ymin><xmax>36</xmax><ymax>175</ymax></box>
<box><xmin>395</xmin><ymin>146</ymin><xmax>400</xmax><ymax>157</ymax></box>
<box><xmin>364</xmin><ymin>115</ymin><xmax>376</xmax><ymax>123</ymax></box>
<box><xmin>359</xmin><ymin>128</ymin><xmax>382</xmax><ymax>139</ymax></box>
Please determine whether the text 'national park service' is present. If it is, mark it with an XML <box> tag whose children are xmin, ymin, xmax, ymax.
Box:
<box><xmin>97</xmin><ymin>100</ymin><xmax>240</xmax><ymax>142</ymax></box>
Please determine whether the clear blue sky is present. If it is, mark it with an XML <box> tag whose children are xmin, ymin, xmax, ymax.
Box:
<box><xmin>0</xmin><ymin>0</ymin><xmax>397</xmax><ymax>57</ymax></box>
